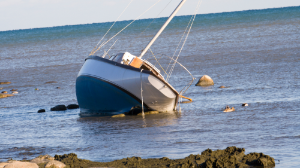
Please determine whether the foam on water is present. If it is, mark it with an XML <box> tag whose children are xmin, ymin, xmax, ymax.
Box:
<box><xmin>0</xmin><ymin>6</ymin><xmax>300</xmax><ymax>167</ymax></box>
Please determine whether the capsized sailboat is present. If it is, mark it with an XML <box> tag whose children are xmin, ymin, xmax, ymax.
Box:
<box><xmin>76</xmin><ymin>0</ymin><xmax>195</xmax><ymax>116</ymax></box>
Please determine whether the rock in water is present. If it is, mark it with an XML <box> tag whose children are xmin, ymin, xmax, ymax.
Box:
<box><xmin>45</xmin><ymin>81</ymin><xmax>57</xmax><ymax>84</ymax></box>
<box><xmin>0</xmin><ymin>82</ymin><xmax>11</xmax><ymax>85</ymax></box>
<box><xmin>10</xmin><ymin>89</ymin><xmax>17</xmax><ymax>91</ymax></box>
<box><xmin>67</xmin><ymin>104</ymin><xmax>79</xmax><ymax>109</ymax></box>
<box><xmin>0</xmin><ymin>93</ymin><xmax>14</xmax><ymax>98</ymax></box>
<box><xmin>196</xmin><ymin>75</ymin><xmax>214</xmax><ymax>86</ymax></box>
<box><xmin>112</xmin><ymin>114</ymin><xmax>125</xmax><ymax>118</ymax></box>
<box><xmin>242</xmin><ymin>152</ymin><xmax>275</xmax><ymax>167</ymax></box>
<box><xmin>1</xmin><ymin>91</ymin><xmax>7</xmax><ymax>94</ymax></box>
<box><xmin>38</xmin><ymin>109</ymin><xmax>46</xmax><ymax>113</ymax></box>
<box><xmin>242</xmin><ymin>103</ymin><xmax>248</xmax><ymax>106</ymax></box>
<box><xmin>223</xmin><ymin>107</ymin><xmax>235</xmax><ymax>112</ymax></box>
<box><xmin>219</xmin><ymin>86</ymin><xmax>225</xmax><ymax>88</ymax></box>
<box><xmin>51</xmin><ymin>105</ymin><xmax>67</xmax><ymax>111</ymax></box>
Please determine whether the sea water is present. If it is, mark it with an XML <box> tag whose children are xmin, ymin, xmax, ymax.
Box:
<box><xmin>0</xmin><ymin>6</ymin><xmax>300</xmax><ymax>167</ymax></box>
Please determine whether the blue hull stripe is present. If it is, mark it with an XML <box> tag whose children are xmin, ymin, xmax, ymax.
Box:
<box><xmin>76</xmin><ymin>75</ymin><xmax>149</xmax><ymax>115</ymax></box>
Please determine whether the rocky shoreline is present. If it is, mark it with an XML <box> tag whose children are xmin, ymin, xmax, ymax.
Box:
<box><xmin>0</xmin><ymin>146</ymin><xmax>275</xmax><ymax>168</ymax></box>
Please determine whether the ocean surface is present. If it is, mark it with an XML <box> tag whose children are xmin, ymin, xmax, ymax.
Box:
<box><xmin>1</xmin><ymin>6</ymin><xmax>300</xmax><ymax>167</ymax></box>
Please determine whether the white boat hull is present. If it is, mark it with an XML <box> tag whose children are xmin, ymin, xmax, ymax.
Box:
<box><xmin>76</xmin><ymin>56</ymin><xmax>179</xmax><ymax>116</ymax></box>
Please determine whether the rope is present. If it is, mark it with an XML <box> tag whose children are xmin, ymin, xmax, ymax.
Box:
<box><xmin>91</xmin><ymin>0</ymin><xmax>163</xmax><ymax>55</ymax></box>
<box><xmin>166</xmin><ymin>0</ymin><xmax>202</xmax><ymax>81</ymax></box>
<box><xmin>102</xmin><ymin>39</ymin><xmax>118</xmax><ymax>58</ymax></box>
<box><xmin>149</xmin><ymin>48</ymin><xmax>168</xmax><ymax>76</ymax></box>
<box><xmin>90</xmin><ymin>0</ymin><xmax>134</xmax><ymax>55</ymax></box>
<box><xmin>140</xmin><ymin>69</ymin><xmax>145</xmax><ymax>118</ymax></box>
<box><xmin>165</xmin><ymin>55</ymin><xmax>195</xmax><ymax>94</ymax></box>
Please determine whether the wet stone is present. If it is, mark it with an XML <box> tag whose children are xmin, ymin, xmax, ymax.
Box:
<box><xmin>0</xmin><ymin>93</ymin><xmax>14</xmax><ymax>98</ymax></box>
<box><xmin>1</xmin><ymin>91</ymin><xmax>7</xmax><ymax>94</ymax></box>
<box><xmin>111</xmin><ymin>114</ymin><xmax>125</xmax><ymax>118</ymax></box>
<box><xmin>242</xmin><ymin>103</ymin><xmax>249</xmax><ymax>106</ymax></box>
<box><xmin>51</xmin><ymin>105</ymin><xmax>67</xmax><ymax>111</ymax></box>
<box><xmin>196</xmin><ymin>75</ymin><xmax>214</xmax><ymax>86</ymax></box>
<box><xmin>67</xmin><ymin>104</ymin><xmax>79</xmax><ymax>109</ymax></box>
<box><xmin>0</xmin><ymin>82</ymin><xmax>11</xmax><ymax>85</ymax></box>
<box><xmin>38</xmin><ymin>109</ymin><xmax>46</xmax><ymax>113</ymax></box>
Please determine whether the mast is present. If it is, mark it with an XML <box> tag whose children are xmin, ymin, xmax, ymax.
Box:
<box><xmin>139</xmin><ymin>0</ymin><xmax>188</xmax><ymax>58</ymax></box>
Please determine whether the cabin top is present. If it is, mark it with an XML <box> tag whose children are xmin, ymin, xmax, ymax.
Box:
<box><xmin>109</xmin><ymin>52</ymin><xmax>164</xmax><ymax>79</ymax></box>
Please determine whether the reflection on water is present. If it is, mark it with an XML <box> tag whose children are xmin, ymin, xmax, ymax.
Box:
<box><xmin>78</xmin><ymin>112</ymin><xmax>181</xmax><ymax>129</ymax></box>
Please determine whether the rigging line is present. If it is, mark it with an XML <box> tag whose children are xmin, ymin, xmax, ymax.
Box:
<box><xmin>90</xmin><ymin>0</ymin><xmax>135</xmax><ymax>55</ymax></box>
<box><xmin>166</xmin><ymin>15</ymin><xmax>193</xmax><ymax>81</ymax></box>
<box><xmin>167</xmin><ymin>0</ymin><xmax>202</xmax><ymax>81</ymax></box>
<box><xmin>127</xmin><ymin>0</ymin><xmax>174</xmax><ymax>50</ymax></box>
<box><xmin>102</xmin><ymin>39</ymin><xmax>118</xmax><ymax>58</ymax></box>
<box><xmin>149</xmin><ymin>48</ymin><xmax>168</xmax><ymax>77</ymax></box>
<box><xmin>165</xmin><ymin>55</ymin><xmax>194</xmax><ymax>80</ymax></box>
<box><xmin>92</xmin><ymin>0</ymin><xmax>163</xmax><ymax>55</ymax></box>
<box><xmin>165</xmin><ymin>13</ymin><xmax>194</xmax><ymax>75</ymax></box>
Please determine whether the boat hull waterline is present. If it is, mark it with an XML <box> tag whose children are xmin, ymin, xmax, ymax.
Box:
<box><xmin>76</xmin><ymin>56</ymin><xmax>178</xmax><ymax>116</ymax></box>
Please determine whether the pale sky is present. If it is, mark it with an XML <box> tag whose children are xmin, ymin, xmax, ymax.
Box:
<box><xmin>0</xmin><ymin>0</ymin><xmax>299</xmax><ymax>32</ymax></box>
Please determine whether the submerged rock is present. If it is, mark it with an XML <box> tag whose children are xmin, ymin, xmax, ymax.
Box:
<box><xmin>45</xmin><ymin>81</ymin><xmax>57</xmax><ymax>84</ymax></box>
<box><xmin>137</xmin><ymin>111</ymin><xmax>159</xmax><ymax>115</ymax></box>
<box><xmin>1</xmin><ymin>91</ymin><xmax>7</xmax><ymax>94</ymax></box>
<box><xmin>10</xmin><ymin>89</ymin><xmax>17</xmax><ymax>91</ymax></box>
<box><xmin>196</xmin><ymin>75</ymin><xmax>214</xmax><ymax>86</ymax></box>
<box><xmin>51</xmin><ymin>105</ymin><xmax>67</xmax><ymax>111</ymax></box>
<box><xmin>0</xmin><ymin>82</ymin><xmax>11</xmax><ymax>85</ymax></box>
<box><xmin>111</xmin><ymin>114</ymin><xmax>125</xmax><ymax>118</ymax></box>
<box><xmin>67</xmin><ymin>104</ymin><xmax>79</xmax><ymax>109</ymax></box>
<box><xmin>219</xmin><ymin>86</ymin><xmax>226</xmax><ymax>88</ymax></box>
<box><xmin>38</xmin><ymin>109</ymin><xmax>46</xmax><ymax>113</ymax></box>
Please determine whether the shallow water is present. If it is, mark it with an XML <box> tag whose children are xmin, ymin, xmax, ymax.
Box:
<box><xmin>1</xmin><ymin>6</ymin><xmax>300</xmax><ymax>167</ymax></box>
